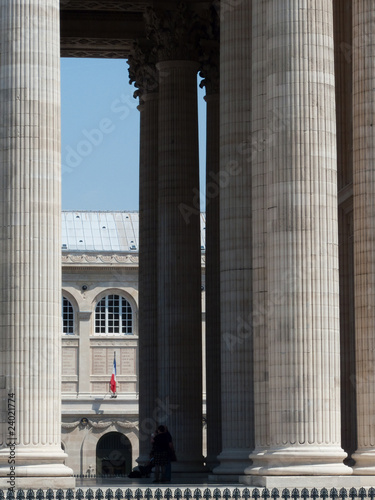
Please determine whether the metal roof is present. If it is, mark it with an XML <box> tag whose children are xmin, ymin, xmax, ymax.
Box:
<box><xmin>61</xmin><ymin>211</ymin><xmax>206</xmax><ymax>252</ymax></box>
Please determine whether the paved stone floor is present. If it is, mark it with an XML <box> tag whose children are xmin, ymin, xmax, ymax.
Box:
<box><xmin>75</xmin><ymin>474</ymin><xmax>239</xmax><ymax>488</ymax></box>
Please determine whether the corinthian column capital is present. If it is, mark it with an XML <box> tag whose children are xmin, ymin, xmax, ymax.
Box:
<box><xmin>144</xmin><ymin>2</ymin><xmax>206</xmax><ymax>62</ymax></box>
<box><xmin>199</xmin><ymin>7</ymin><xmax>220</xmax><ymax>96</ymax></box>
<box><xmin>127</xmin><ymin>40</ymin><xmax>158</xmax><ymax>98</ymax></box>
<box><xmin>199</xmin><ymin>41</ymin><xmax>220</xmax><ymax>96</ymax></box>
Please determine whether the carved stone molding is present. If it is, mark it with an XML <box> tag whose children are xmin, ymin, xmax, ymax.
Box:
<box><xmin>60</xmin><ymin>37</ymin><xmax>133</xmax><ymax>59</ymax></box>
<box><xmin>61</xmin><ymin>49</ymin><xmax>131</xmax><ymax>58</ymax></box>
<box><xmin>60</xmin><ymin>0</ymin><xmax>148</xmax><ymax>11</ymax></box>
<box><xmin>116</xmin><ymin>254</ymin><xmax>138</xmax><ymax>263</ymax></box>
<box><xmin>62</xmin><ymin>253</ymin><xmax>139</xmax><ymax>265</ymax></box>
<box><xmin>144</xmin><ymin>2</ymin><xmax>207</xmax><ymax>62</ymax></box>
<box><xmin>61</xmin><ymin>37</ymin><xmax>131</xmax><ymax>47</ymax></box>
<box><xmin>61</xmin><ymin>419</ymin><xmax>138</xmax><ymax>431</ymax></box>
<box><xmin>61</xmin><ymin>421</ymin><xmax>81</xmax><ymax>430</ymax></box>
<box><xmin>62</xmin><ymin>252</ymin><xmax>201</xmax><ymax>267</ymax></box>
<box><xmin>115</xmin><ymin>420</ymin><xmax>139</xmax><ymax>429</ymax></box>
<box><xmin>89</xmin><ymin>420</ymin><xmax>114</xmax><ymax>429</ymax></box>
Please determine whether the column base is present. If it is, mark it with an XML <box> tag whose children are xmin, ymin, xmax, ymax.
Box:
<box><xmin>0</xmin><ymin>447</ymin><xmax>75</xmax><ymax>489</ymax></box>
<box><xmin>240</xmin><ymin>475</ymin><xmax>375</xmax><ymax>488</ymax></box>
<box><xmin>247</xmin><ymin>445</ymin><xmax>352</xmax><ymax>476</ymax></box>
<box><xmin>205</xmin><ymin>454</ymin><xmax>220</xmax><ymax>473</ymax></box>
<box><xmin>352</xmin><ymin>449</ymin><xmax>375</xmax><ymax>474</ymax></box>
<box><xmin>0</xmin><ymin>463</ymin><xmax>75</xmax><ymax>489</ymax></box>
<box><xmin>212</xmin><ymin>448</ymin><xmax>252</xmax><ymax>476</ymax></box>
<box><xmin>0</xmin><ymin>475</ymin><xmax>76</xmax><ymax>490</ymax></box>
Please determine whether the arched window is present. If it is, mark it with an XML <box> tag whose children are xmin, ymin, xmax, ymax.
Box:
<box><xmin>95</xmin><ymin>294</ymin><xmax>133</xmax><ymax>335</ymax></box>
<box><xmin>62</xmin><ymin>296</ymin><xmax>74</xmax><ymax>335</ymax></box>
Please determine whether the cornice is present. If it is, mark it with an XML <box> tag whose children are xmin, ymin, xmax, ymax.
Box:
<box><xmin>62</xmin><ymin>252</ymin><xmax>139</xmax><ymax>266</ymax></box>
<box><xmin>62</xmin><ymin>252</ymin><xmax>205</xmax><ymax>267</ymax></box>
<box><xmin>60</xmin><ymin>37</ymin><xmax>133</xmax><ymax>59</ymax></box>
<box><xmin>60</xmin><ymin>9</ymin><xmax>146</xmax><ymax>58</ymax></box>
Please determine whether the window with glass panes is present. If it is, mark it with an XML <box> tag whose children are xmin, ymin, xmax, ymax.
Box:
<box><xmin>62</xmin><ymin>296</ymin><xmax>74</xmax><ymax>335</ymax></box>
<box><xmin>95</xmin><ymin>294</ymin><xmax>133</xmax><ymax>335</ymax></box>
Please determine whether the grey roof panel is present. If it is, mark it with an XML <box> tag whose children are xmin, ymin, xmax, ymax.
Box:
<box><xmin>61</xmin><ymin>211</ymin><xmax>205</xmax><ymax>252</ymax></box>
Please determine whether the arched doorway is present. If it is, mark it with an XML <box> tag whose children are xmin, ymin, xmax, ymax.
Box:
<box><xmin>96</xmin><ymin>432</ymin><xmax>132</xmax><ymax>477</ymax></box>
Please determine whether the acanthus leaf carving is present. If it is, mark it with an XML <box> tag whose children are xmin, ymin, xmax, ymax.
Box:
<box><xmin>128</xmin><ymin>40</ymin><xmax>159</xmax><ymax>98</ymax></box>
<box><xmin>144</xmin><ymin>2</ymin><xmax>207</xmax><ymax>62</ymax></box>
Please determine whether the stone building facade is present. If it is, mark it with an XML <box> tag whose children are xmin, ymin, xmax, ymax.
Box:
<box><xmin>60</xmin><ymin>211</ymin><xmax>206</xmax><ymax>478</ymax></box>
<box><xmin>1</xmin><ymin>0</ymin><xmax>375</xmax><ymax>490</ymax></box>
<box><xmin>61</xmin><ymin>212</ymin><xmax>139</xmax><ymax>478</ymax></box>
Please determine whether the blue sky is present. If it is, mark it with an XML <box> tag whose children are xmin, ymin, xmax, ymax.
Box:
<box><xmin>61</xmin><ymin>58</ymin><xmax>206</xmax><ymax>212</ymax></box>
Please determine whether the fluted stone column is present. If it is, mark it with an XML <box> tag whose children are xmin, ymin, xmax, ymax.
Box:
<box><xmin>0</xmin><ymin>0</ymin><xmax>74</xmax><ymax>488</ymax></box>
<box><xmin>251</xmin><ymin>0</ymin><xmax>270</xmax><ymax>460</ymax></box>
<box><xmin>137</xmin><ymin>92</ymin><xmax>159</xmax><ymax>463</ymax></box>
<box><xmin>157</xmin><ymin>58</ymin><xmax>203</xmax><ymax>471</ymax></box>
<box><xmin>214</xmin><ymin>0</ymin><xmax>254</xmax><ymax>477</ymax></box>
<box><xmin>352</xmin><ymin>0</ymin><xmax>375</xmax><ymax>475</ymax></box>
<box><xmin>246</xmin><ymin>0</ymin><xmax>351</xmax><ymax>484</ymax></box>
<box><xmin>128</xmin><ymin>43</ymin><xmax>159</xmax><ymax>464</ymax></box>
<box><xmin>146</xmin><ymin>5</ymin><xmax>204</xmax><ymax>471</ymax></box>
<box><xmin>200</xmin><ymin>47</ymin><xmax>221</xmax><ymax>471</ymax></box>
<box><xmin>333</xmin><ymin>0</ymin><xmax>356</xmax><ymax>462</ymax></box>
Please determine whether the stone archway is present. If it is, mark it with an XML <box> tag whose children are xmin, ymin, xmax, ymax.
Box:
<box><xmin>96</xmin><ymin>432</ymin><xmax>132</xmax><ymax>477</ymax></box>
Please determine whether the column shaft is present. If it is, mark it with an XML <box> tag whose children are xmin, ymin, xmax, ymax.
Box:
<box><xmin>249</xmin><ymin>0</ymin><xmax>350</xmax><ymax>477</ymax></box>
<box><xmin>352</xmin><ymin>0</ymin><xmax>375</xmax><ymax>474</ymax></box>
<box><xmin>333</xmin><ymin>0</ymin><xmax>356</xmax><ymax>461</ymax></box>
<box><xmin>0</xmin><ymin>0</ymin><xmax>73</xmax><ymax>488</ymax></box>
<box><xmin>214</xmin><ymin>0</ymin><xmax>254</xmax><ymax>476</ymax></box>
<box><xmin>204</xmin><ymin>92</ymin><xmax>221</xmax><ymax>470</ymax></box>
<box><xmin>138</xmin><ymin>93</ymin><xmax>159</xmax><ymax>463</ymax></box>
<box><xmin>157</xmin><ymin>60</ymin><xmax>203</xmax><ymax>470</ymax></box>
<box><xmin>251</xmin><ymin>0</ymin><xmax>269</xmax><ymax>452</ymax></box>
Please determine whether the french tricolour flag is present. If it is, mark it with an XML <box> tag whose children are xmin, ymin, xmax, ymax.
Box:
<box><xmin>110</xmin><ymin>354</ymin><xmax>117</xmax><ymax>394</ymax></box>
